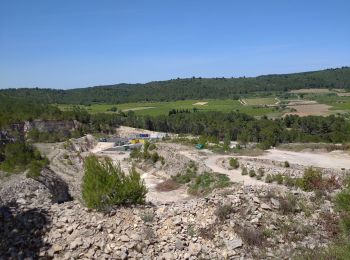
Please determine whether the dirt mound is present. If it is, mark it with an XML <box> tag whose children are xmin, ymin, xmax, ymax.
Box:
<box><xmin>155</xmin><ymin>143</ymin><xmax>210</xmax><ymax>176</ymax></box>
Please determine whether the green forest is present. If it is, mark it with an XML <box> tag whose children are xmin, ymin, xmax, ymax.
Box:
<box><xmin>1</xmin><ymin>67</ymin><xmax>350</xmax><ymax>104</ymax></box>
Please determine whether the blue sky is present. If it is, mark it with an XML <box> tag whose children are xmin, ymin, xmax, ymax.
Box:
<box><xmin>1</xmin><ymin>0</ymin><xmax>349</xmax><ymax>89</ymax></box>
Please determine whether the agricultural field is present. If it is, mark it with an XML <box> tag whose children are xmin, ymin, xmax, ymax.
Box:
<box><xmin>290</xmin><ymin>88</ymin><xmax>333</xmax><ymax>94</ymax></box>
<box><xmin>57</xmin><ymin>99</ymin><xmax>278</xmax><ymax>117</ymax></box>
<box><xmin>56</xmin><ymin>90</ymin><xmax>350</xmax><ymax>118</ymax></box>
<box><xmin>283</xmin><ymin>89</ymin><xmax>350</xmax><ymax>116</ymax></box>
<box><xmin>240</xmin><ymin>97</ymin><xmax>278</xmax><ymax>106</ymax></box>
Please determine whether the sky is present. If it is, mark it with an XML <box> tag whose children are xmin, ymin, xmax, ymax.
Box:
<box><xmin>0</xmin><ymin>0</ymin><xmax>349</xmax><ymax>89</ymax></box>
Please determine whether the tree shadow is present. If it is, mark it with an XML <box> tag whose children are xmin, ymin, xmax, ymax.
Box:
<box><xmin>0</xmin><ymin>202</ymin><xmax>51</xmax><ymax>259</ymax></box>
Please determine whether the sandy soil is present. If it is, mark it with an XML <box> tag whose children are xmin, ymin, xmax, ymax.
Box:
<box><xmin>337</xmin><ymin>92</ymin><xmax>350</xmax><ymax>96</ymax></box>
<box><xmin>122</xmin><ymin>107</ymin><xmax>155</xmax><ymax>112</ymax></box>
<box><xmin>116</xmin><ymin>126</ymin><xmax>172</xmax><ymax>138</ymax></box>
<box><xmin>260</xmin><ymin>149</ymin><xmax>350</xmax><ymax>170</ymax></box>
<box><xmin>290</xmin><ymin>88</ymin><xmax>332</xmax><ymax>94</ymax></box>
<box><xmin>193</xmin><ymin>102</ymin><xmax>208</xmax><ymax>106</ymax></box>
<box><xmin>285</xmin><ymin>103</ymin><xmax>332</xmax><ymax>116</ymax></box>
<box><xmin>239</xmin><ymin>99</ymin><xmax>247</xmax><ymax>105</ymax></box>
<box><xmin>90</xmin><ymin>142</ymin><xmax>115</xmax><ymax>153</ymax></box>
<box><xmin>287</xmin><ymin>100</ymin><xmax>317</xmax><ymax>106</ymax></box>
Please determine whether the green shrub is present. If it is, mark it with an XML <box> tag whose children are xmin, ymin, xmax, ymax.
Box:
<box><xmin>0</xmin><ymin>141</ymin><xmax>48</xmax><ymax>176</ymax></box>
<box><xmin>284</xmin><ymin>161</ymin><xmax>290</xmax><ymax>168</ymax></box>
<box><xmin>275</xmin><ymin>173</ymin><xmax>284</xmax><ymax>184</ymax></box>
<box><xmin>151</xmin><ymin>152</ymin><xmax>160</xmax><ymax>163</ymax></box>
<box><xmin>297</xmin><ymin>176</ymin><xmax>350</xmax><ymax>259</ymax></box>
<box><xmin>241</xmin><ymin>166</ymin><xmax>248</xmax><ymax>175</ymax></box>
<box><xmin>130</xmin><ymin>148</ymin><xmax>141</xmax><ymax>159</ymax></box>
<box><xmin>257</xmin><ymin>167</ymin><xmax>265</xmax><ymax>176</ymax></box>
<box><xmin>284</xmin><ymin>176</ymin><xmax>296</xmax><ymax>187</ymax></box>
<box><xmin>265</xmin><ymin>174</ymin><xmax>273</xmax><ymax>183</ymax></box>
<box><xmin>279</xmin><ymin>193</ymin><xmax>298</xmax><ymax>214</ymax></box>
<box><xmin>229</xmin><ymin>158</ymin><xmax>239</xmax><ymax>169</ymax></box>
<box><xmin>148</xmin><ymin>143</ymin><xmax>156</xmax><ymax>151</ymax></box>
<box><xmin>249</xmin><ymin>169</ymin><xmax>256</xmax><ymax>177</ymax></box>
<box><xmin>235</xmin><ymin>225</ymin><xmax>264</xmax><ymax>247</ymax></box>
<box><xmin>215</xmin><ymin>204</ymin><xmax>233</xmax><ymax>222</ymax></box>
<box><xmin>262</xmin><ymin>228</ymin><xmax>273</xmax><ymax>238</ymax></box>
<box><xmin>172</xmin><ymin>171</ymin><xmax>196</xmax><ymax>184</ymax></box>
<box><xmin>297</xmin><ymin>168</ymin><xmax>323</xmax><ymax>191</ymax></box>
<box><xmin>335</xmin><ymin>181</ymin><xmax>350</xmax><ymax>234</ymax></box>
<box><xmin>141</xmin><ymin>210</ymin><xmax>155</xmax><ymax>223</ymax></box>
<box><xmin>27</xmin><ymin>158</ymin><xmax>49</xmax><ymax>178</ymax></box>
<box><xmin>82</xmin><ymin>155</ymin><xmax>147</xmax><ymax>210</ymax></box>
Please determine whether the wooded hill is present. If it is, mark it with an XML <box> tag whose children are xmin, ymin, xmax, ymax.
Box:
<box><xmin>1</xmin><ymin>67</ymin><xmax>350</xmax><ymax>104</ymax></box>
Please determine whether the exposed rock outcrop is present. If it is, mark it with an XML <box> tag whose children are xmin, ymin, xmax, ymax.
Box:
<box><xmin>24</xmin><ymin>120</ymin><xmax>80</xmax><ymax>134</ymax></box>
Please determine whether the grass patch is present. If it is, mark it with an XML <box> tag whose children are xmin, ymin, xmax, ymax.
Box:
<box><xmin>0</xmin><ymin>142</ymin><xmax>49</xmax><ymax>178</ymax></box>
<box><xmin>57</xmin><ymin>98</ymin><xmax>277</xmax><ymax>117</ymax></box>
<box><xmin>188</xmin><ymin>172</ymin><xmax>231</xmax><ymax>196</ymax></box>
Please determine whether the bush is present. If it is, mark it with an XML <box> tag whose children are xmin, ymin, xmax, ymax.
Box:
<box><xmin>172</xmin><ymin>162</ymin><xmax>198</xmax><ymax>184</ymax></box>
<box><xmin>148</xmin><ymin>143</ymin><xmax>156</xmax><ymax>151</ymax></box>
<box><xmin>241</xmin><ymin>166</ymin><xmax>248</xmax><ymax>175</ymax></box>
<box><xmin>275</xmin><ymin>173</ymin><xmax>284</xmax><ymax>184</ymax></box>
<box><xmin>130</xmin><ymin>148</ymin><xmax>142</xmax><ymax>159</ymax></box>
<box><xmin>284</xmin><ymin>176</ymin><xmax>296</xmax><ymax>187</ymax></box>
<box><xmin>249</xmin><ymin>169</ymin><xmax>256</xmax><ymax>177</ymax></box>
<box><xmin>257</xmin><ymin>167</ymin><xmax>265</xmax><ymax>176</ymax></box>
<box><xmin>297</xmin><ymin>168</ymin><xmax>323</xmax><ymax>191</ymax></box>
<box><xmin>27</xmin><ymin>158</ymin><xmax>49</xmax><ymax>178</ymax></box>
<box><xmin>0</xmin><ymin>141</ymin><xmax>48</xmax><ymax>176</ymax></box>
<box><xmin>265</xmin><ymin>174</ymin><xmax>273</xmax><ymax>183</ymax></box>
<box><xmin>229</xmin><ymin>158</ymin><xmax>239</xmax><ymax>169</ymax></box>
<box><xmin>215</xmin><ymin>204</ymin><xmax>233</xmax><ymax>222</ymax></box>
<box><xmin>82</xmin><ymin>155</ymin><xmax>147</xmax><ymax>210</ymax></box>
<box><xmin>335</xmin><ymin>179</ymin><xmax>350</xmax><ymax>234</ymax></box>
<box><xmin>198</xmin><ymin>224</ymin><xmax>216</xmax><ymax>240</ymax></box>
<box><xmin>235</xmin><ymin>225</ymin><xmax>264</xmax><ymax>247</ymax></box>
<box><xmin>151</xmin><ymin>152</ymin><xmax>159</xmax><ymax>163</ymax></box>
<box><xmin>141</xmin><ymin>210</ymin><xmax>155</xmax><ymax>223</ymax></box>
<box><xmin>279</xmin><ymin>193</ymin><xmax>298</xmax><ymax>214</ymax></box>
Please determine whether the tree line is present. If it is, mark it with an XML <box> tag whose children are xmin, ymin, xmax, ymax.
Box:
<box><xmin>1</xmin><ymin>95</ymin><xmax>349</xmax><ymax>152</ymax></box>
<box><xmin>1</xmin><ymin>67</ymin><xmax>349</xmax><ymax>104</ymax></box>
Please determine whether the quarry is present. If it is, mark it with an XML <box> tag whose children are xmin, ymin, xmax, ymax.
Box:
<box><xmin>1</xmin><ymin>126</ymin><xmax>350</xmax><ymax>259</ymax></box>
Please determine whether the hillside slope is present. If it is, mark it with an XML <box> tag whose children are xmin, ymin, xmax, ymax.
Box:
<box><xmin>1</xmin><ymin>67</ymin><xmax>349</xmax><ymax>104</ymax></box>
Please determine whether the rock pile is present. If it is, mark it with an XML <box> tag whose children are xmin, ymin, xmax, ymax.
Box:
<box><xmin>0</xmin><ymin>176</ymin><xmax>337</xmax><ymax>259</ymax></box>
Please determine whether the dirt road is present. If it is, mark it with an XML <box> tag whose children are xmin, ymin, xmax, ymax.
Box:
<box><xmin>179</xmin><ymin>150</ymin><xmax>266</xmax><ymax>186</ymax></box>
<box><xmin>261</xmin><ymin>149</ymin><xmax>350</xmax><ymax>170</ymax></box>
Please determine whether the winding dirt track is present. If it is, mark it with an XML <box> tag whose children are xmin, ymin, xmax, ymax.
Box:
<box><xmin>179</xmin><ymin>151</ymin><xmax>266</xmax><ymax>186</ymax></box>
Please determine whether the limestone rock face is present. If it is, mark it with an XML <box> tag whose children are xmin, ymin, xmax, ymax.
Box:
<box><xmin>23</xmin><ymin>120</ymin><xmax>80</xmax><ymax>134</ymax></box>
